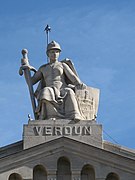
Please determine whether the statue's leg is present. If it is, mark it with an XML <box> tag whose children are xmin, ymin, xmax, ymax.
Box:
<box><xmin>38</xmin><ymin>101</ymin><xmax>46</xmax><ymax>120</ymax></box>
<box><xmin>39</xmin><ymin>100</ymin><xmax>64</xmax><ymax>119</ymax></box>
<box><xmin>64</xmin><ymin>88</ymin><xmax>84</xmax><ymax>120</ymax></box>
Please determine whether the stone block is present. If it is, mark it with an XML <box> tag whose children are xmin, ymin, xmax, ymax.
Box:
<box><xmin>23</xmin><ymin>119</ymin><xmax>102</xmax><ymax>149</ymax></box>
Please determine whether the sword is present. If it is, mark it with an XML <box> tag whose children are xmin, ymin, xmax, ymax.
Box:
<box><xmin>19</xmin><ymin>49</ymin><xmax>37</xmax><ymax>119</ymax></box>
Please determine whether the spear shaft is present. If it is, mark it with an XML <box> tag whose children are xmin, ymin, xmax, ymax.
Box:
<box><xmin>44</xmin><ymin>24</ymin><xmax>51</xmax><ymax>62</ymax></box>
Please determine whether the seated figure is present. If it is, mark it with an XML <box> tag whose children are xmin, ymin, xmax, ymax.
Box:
<box><xmin>31</xmin><ymin>41</ymin><xmax>86</xmax><ymax>120</ymax></box>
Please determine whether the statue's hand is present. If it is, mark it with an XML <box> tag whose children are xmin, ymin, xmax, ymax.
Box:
<box><xmin>76</xmin><ymin>83</ymin><xmax>87</xmax><ymax>90</ymax></box>
<box><xmin>19</xmin><ymin>53</ymin><xmax>37</xmax><ymax>76</ymax></box>
<box><xmin>19</xmin><ymin>65</ymin><xmax>37</xmax><ymax>76</ymax></box>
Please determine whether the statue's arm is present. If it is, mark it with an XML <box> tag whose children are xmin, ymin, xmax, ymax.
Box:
<box><xmin>63</xmin><ymin>63</ymin><xmax>81</xmax><ymax>85</ymax></box>
<box><xmin>31</xmin><ymin>70</ymin><xmax>42</xmax><ymax>85</ymax></box>
<box><xmin>63</xmin><ymin>62</ymin><xmax>86</xmax><ymax>89</ymax></box>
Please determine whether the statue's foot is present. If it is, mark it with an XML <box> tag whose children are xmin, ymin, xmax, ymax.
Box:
<box><xmin>73</xmin><ymin>114</ymin><xmax>83</xmax><ymax>121</ymax></box>
<box><xmin>47</xmin><ymin>113</ymin><xmax>65</xmax><ymax>119</ymax></box>
<box><xmin>38</xmin><ymin>114</ymin><xmax>45</xmax><ymax>120</ymax></box>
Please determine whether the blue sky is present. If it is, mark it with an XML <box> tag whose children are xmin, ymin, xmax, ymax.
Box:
<box><xmin>0</xmin><ymin>0</ymin><xmax>135</xmax><ymax>149</ymax></box>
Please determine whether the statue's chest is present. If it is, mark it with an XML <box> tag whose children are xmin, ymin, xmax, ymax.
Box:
<box><xmin>43</xmin><ymin>63</ymin><xmax>63</xmax><ymax>79</ymax></box>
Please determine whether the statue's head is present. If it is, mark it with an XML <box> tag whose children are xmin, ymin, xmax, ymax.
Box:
<box><xmin>46</xmin><ymin>41</ymin><xmax>61</xmax><ymax>57</ymax></box>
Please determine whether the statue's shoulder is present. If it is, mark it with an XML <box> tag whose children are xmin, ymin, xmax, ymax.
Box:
<box><xmin>61</xmin><ymin>58</ymin><xmax>79</xmax><ymax>77</ymax></box>
<box><xmin>38</xmin><ymin>63</ymin><xmax>49</xmax><ymax>71</ymax></box>
<box><xmin>61</xmin><ymin>58</ymin><xmax>73</xmax><ymax>65</ymax></box>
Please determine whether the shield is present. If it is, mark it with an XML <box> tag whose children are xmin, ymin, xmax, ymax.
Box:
<box><xmin>75</xmin><ymin>86</ymin><xmax>100</xmax><ymax>120</ymax></box>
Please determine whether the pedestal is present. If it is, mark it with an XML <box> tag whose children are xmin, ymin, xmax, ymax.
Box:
<box><xmin>23</xmin><ymin>119</ymin><xmax>102</xmax><ymax>149</ymax></box>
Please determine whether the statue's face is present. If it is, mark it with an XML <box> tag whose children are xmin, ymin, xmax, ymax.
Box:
<box><xmin>48</xmin><ymin>49</ymin><xmax>60</xmax><ymax>62</ymax></box>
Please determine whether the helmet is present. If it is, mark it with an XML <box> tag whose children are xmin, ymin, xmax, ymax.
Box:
<box><xmin>46</xmin><ymin>41</ymin><xmax>61</xmax><ymax>53</ymax></box>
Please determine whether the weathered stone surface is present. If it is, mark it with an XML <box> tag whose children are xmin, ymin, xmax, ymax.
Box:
<box><xmin>20</xmin><ymin>41</ymin><xmax>100</xmax><ymax>121</ymax></box>
<box><xmin>0</xmin><ymin>35</ymin><xmax>132</xmax><ymax>180</ymax></box>
<box><xmin>75</xmin><ymin>86</ymin><xmax>99</xmax><ymax>120</ymax></box>
<box><xmin>23</xmin><ymin>119</ymin><xmax>102</xmax><ymax>149</ymax></box>
<box><xmin>0</xmin><ymin>137</ymin><xmax>135</xmax><ymax>180</ymax></box>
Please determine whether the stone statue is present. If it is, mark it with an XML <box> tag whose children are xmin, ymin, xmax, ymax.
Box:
<box><xmin>19</xmin><ymin>41</ymin><xmax>100</xmax><ymax>121</ymax></box>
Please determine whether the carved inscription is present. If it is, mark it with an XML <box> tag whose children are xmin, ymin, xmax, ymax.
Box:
<box><xmin>33</xmin><ymin>126</ymin><xmax>91</xmax><ymax>136</ymax></box>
